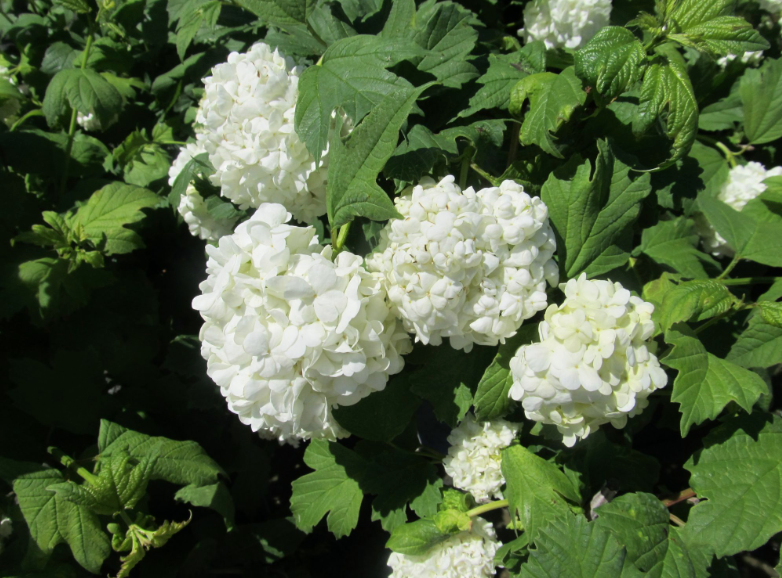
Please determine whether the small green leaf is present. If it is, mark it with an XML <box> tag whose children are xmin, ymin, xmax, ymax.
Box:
<box><xmin>327</xmin><ymin>83</ymin><xmax>431</xmax><ymax>228</ymax></box>
<box><xmin>386</xmin><ymin>518</ymin><xmax>449</xmax><ymax>556</ymax></box>
<box><xmin>662</xmin><ymin>329</ymin><xmax>767</xmax><ymax>436</ymax></box>
<box><xmin>433</xmin><ymin>509</ymin><xmax>471</xmax><ymax>534</ymax></box>
<box><xmin>290</xmin><ymin>440</ymin><xmax>367</xmax><ymax>538</ymax></box>
<box><xmin>510</xmin><ymin>67</ymin><xmax>586</xmax><ymax>158</ymax></box>
<box><xmin>657</xmin><ymin>279</ymin><xmax>737</xmax><ymax>332</ymax></box>
<box><xmin>683</xmin><ymin>414</ymin><xmax>782</xmax><ymax>557</ymax></box>
<box><xmin>757</xmin><ymin>301</ymin><xmax>782</xmax><ymax>328</ymax></box>
<box><xmin>636</xmin><ymin>218</ymin><xmax>719</xmax><ymax>279</ymax></box>
<box><xmin>273</xmin><ymin>0</ymin><xmax>318</xmax><ymax>23</ymax></box>
<box><xmin>502</xmin><ymin>445</ymin><xmax>580</xmax><ymax>541</ymax></box>
<box><xmin>175</xmin><ymin>482</ymin><xmax>235</xmax><ymax>530</ymax></box>
<box><xmin>728</xmin><ymin>317</ymin><xmax>782</xmax><ymax>368</ymax></box>
<box><xmin>43</xmin><ymin>69</ymin><xmax>122</xmax><ymax>130</ymax></box>
<box><xmin>474</xmin><ymin>324</ymin><xmax>538</xmax><ymax>421</ymax></box>
<box><xmin>53</xmin><ymin>0</ymin><xmax>91</xmax><ymax>13</ymax></box>
<box><xmin>459</xmin><ymin>52</ymin><xmax>535</xmax><ymax>117</ymax></box>
<box><xmin>741</xmin><ymin>58</ymin><xmax>782</xmax><ymax>145</ymax></box>
<box><xmin>574</xmin><ymin>27</ymin><xmax>646</xmax><ymax>103</ymax></box>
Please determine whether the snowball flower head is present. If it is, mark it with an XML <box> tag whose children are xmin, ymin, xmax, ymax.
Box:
<box><xmin>509</xmin><ymin>274</ymin><xmax>667</xmax><ymax>447</ymax></box>
<box><xmin>367</xmin><ymin>176</ymin><xmax>558</xmax><ymax>352</ymax></box>
<box><xmin>195</xmin><ymin>43</ymin><xmax>327</xmax><ymax>223</ymax></box>
<box><xmin>443</xmin><ymin>414</ymin><xmax>518</xmax><ymax>503</ymax></box>
<box><xmin>717</xmin><ymin>51</ymin><xmax>763</xmax><ymax>69</ymax></box>
<box><xmin>192</xmin><ymin>203</ymin><xmax>411</xmax><ymax>442</ymax></box>
<box><xmin>519</xmin><ymin>0</ymin><xmax>612</xmax><ymax>49</ymax></box>
<box><xmin>387</xmin><ymin>517</ymin><xmax>500</xmax><ymax>578</ymax></box>
<box><xmin>177</xmin><ymin>186</ymin><xmax>238</xmax><ymax>242</ymax></box>
<box><xmin>77</xmin><ymin>111</ymin><xmax>101</xmax><ymax>131</ymax></box>
<box><xmin>697</xmin><ymin>162</ymin><xmax>782</xmax><ymax>257</ymax></box>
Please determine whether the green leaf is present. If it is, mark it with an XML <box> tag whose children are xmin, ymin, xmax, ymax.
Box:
<box><xmin>53</xmin><ymin>0</ymin><xmax>91</xmax><ymax>13</ymax></box>
<box><xmin>327</xmin><ymin>83</ymin><xmax>430</xmax><ymax>228</ymax></box>
<box><xmin>43</xmin><ymin>69</ymin><xmax>122</xmax><ymax>130</ymax></box>
<box><xmin>698</xmin><ymin>91</ymin><xmax>743</xmax><ymax>132</ymax></box>
<box><xmin>697</xmin><ymin>194</ymin><xmax>782</xmax><ymax>267</ymax></box>
<box><xmin>662</xmin><ymin>329</ymin><xmax>767</xmax><ymax>436</ymax></box>
<box><xmin>656</xmin><ymin>279</ymin><xmax>737</xmax><ymax>332</ymax></box>
<box><xmin>409</xmin><ymin>1</ymin><xmax>479</xmax><ymax>88</ymax></box>
<box><xmin>636</xmin><ymin>218</ymin><xmax>719</xmax><ymax>279</ymax></box>
<box><xmin>273</xmin><ymin>0</ymin><xmax>318</xmax><ymax>23</ymax></box>
<box><xmin>728</xmin><ymin>315</ymin><xmax>782</xmax><ymax>368</ymax></box>
<box><xmin>386</xmin><ymin>518</ymin><xmax>449</xmax><ymax>556</ymax></box>
<box><xmin>72</xmin><ymin>182</ymin><xmax>160</xmax><ymax>255</ymax></box>
<box><xmin>741</xmin><ymin>58</ymin><xmax>782</xmax><ymax>145</ymax></box>
<box><xmin>99</xmin><ymin>420</ymin><xmax>225</xmax><ymax>487</ymax></box>
<box><xmin>175</xmin><ymin>482</ymin><xmax>235</xmax><ymax>530</ymax></box>
<box><xmin>502</xmin><ymin>445</ymin><xmax>580</xmax><ymax>541</ymax></box>
<box><xmin>510</xmin><ymin>67</ymin><xmax>586</xmax><ymax>158</ymax></box>
<box><xmin>758</xmin><ymin>301</ymin><xmax>782</xmax><ymax>328</ymax></box>
<box><xmin>574</xmin><ymin>27</ymin><xmax>646</xmax><ymax>103</ymax></box>
<box><xmin>594</xmin><ymin>492</ymin><xmax>696</xmax><ymax>578</ymax></box>
<box><xmin>333</xmin><ymin>376</ymin><xmax>421</xmax><ymax>442</ymax></box>
<box><xmin>176</xmin><ymin>1</ymin><xmax>221</xmax><ymax>60</ymax></box>
<box><xmin>0</xmin><ymin>459</ymin><xmax>110</xmax><ymax>574</ymax></box>
<box><xmin>519</xmin><ymin>513</ymin><xmax>627</xmax><ymax>578</ymax></box>
<box><xmin>290</xmin><ymin>440</ymin><xmax>367</xmax><ymax>538</ymax></box>
<box><xmin>683</xmin><ymin>414</ymin><xmax>782</xmax><ymax>557</ymax></box>
<box><xmin>474</xmin><ymin>324</ymin><xmax>538</xmax><ymax>421</ymax></box>
<box><xmin>384</xmin><ymin>124</ymin><xmax>458</xmax><ymax>182</ymax></box>
<box><xmin>634</xmin><ymin>44</ymin><xmax>698</xmax><ymax>168</ymax></box>
<box><xmin>460</xmin><ymin>52</ymin><xmax>535</xmax><ymax>117</ymax></box>
<box><xmin>295</xmin><ymin>35</ymin><xmax>421</xmax><ymax>162</ymax></box>
<box><xmin>541</xmin><ymin>140</ymin><xmax>652</xmax><ymax>278</ymax></box>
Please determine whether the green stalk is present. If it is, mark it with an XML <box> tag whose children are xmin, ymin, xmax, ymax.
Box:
<box><xmin>466</xmin><ymin>499</ymin><xmax>508</xmax><ymax>518</ymax></box>
<box><xmin>9</xmin><ymin>108</ymin><xmax>44</xmax><ymax>132</ymax></box>
<box><xmin>470</xmin><ymin>163</ymin><xmax>495</xmax><ymax>186</ymax></box>
<box><xmin>720</xmin><ymin>276</ymin><xmax>777</xmax><ymax>286</ymax></box>
<box><xmin>59</xmin><ymin>31</ymin><xmax>94</xmax><ymax>196</ymax></box>
<box><xmin>47</xmin><ymin>446</ymin><xmax>99</xmax><ymax>485</ymax></box>
<box><xmin>333</xmin><ymin>222</ymin><xmax>351</xmax><ymax>253</ymax></box>
<box><xmin>717</xmin><ymin>254</ymin><xmax>741</xmax><ymax>280</ymax></box>
<box><xmin>459</xmin><ymin>146</ymin><xmax>475</xmax><ymax>189</ymax></box>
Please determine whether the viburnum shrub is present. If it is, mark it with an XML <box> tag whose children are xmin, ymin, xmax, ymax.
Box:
<box><xmin>2</xmin><ymin>0</ymin><xmax>782</xmax><ymax>576</ymax></box>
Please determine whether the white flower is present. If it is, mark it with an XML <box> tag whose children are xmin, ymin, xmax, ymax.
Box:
<box><xmin>192</xmin><ymin>203</ymin><xmax>412</xmax><ymax>443</ymax></box>
<box><xmin>509</xmin><ymin>274</ymin><xmax>667</xmax><ymax>447</ymax></box>
<box><xmin>518</xmin><ymin>0</ymin><xmax>612</xmax><ymax>50</ymax></box>
<box><xmin>366</xmin><ymin>176</ymin><xmax>558</xmax><ymax>352</ymax></box>
<box><xmin>77</xmin><ymin>111</ymin><xmax>102</xmax><ymax>131</ymax></box>
<box><xmin>697</xmin><ymin>162</ymin><xmax>782</xmax><ymax>257</ymax></box>
<box><xmin>387</xmin><ymin>517</ymin><xmax>500</xmax><ymax>578</ymax></box>
<box><xmin>443</xmin><ymin>414</ymin><xmax>518</xmax><ymax>503</ymax></box>
<box><xmin>194</xmin><ymin>43</ymin><xmax>327</xmax><ymax>224</ymax></box>
<box><xmin>717</xmin><ymin>51</ymin><xmax>764</xmax><ymax>68</ymax></box>
<box><xmin>177</xmin><ymin>185</ymin><xmax>238</xmax><ymax>242</ymax></box>
<box><xmin>169</xmin><ymin>142</ymin><xmax>207</xmax><ymax>187</ymax></box>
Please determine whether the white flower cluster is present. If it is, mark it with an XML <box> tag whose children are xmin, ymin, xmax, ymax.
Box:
<box><xmin>697</xmin><ymin>162</ymin><xmax>782</xmax><ymax>257</ymax></box>
<box><xmin>387</xmin><ymin>517</ymin><xmax>500</xmax><ymax>578</ymax></box>
<box><xmin>76</xmin><ymin>111</ymin><xmax>102</xmax><ymax>132</ymax></box>
<box><xmin>193</xmin><ymin>203</ymin><xmax>411</xmax><ymax>442</ymax></box>
<box><xmin>0</xmin><ymin>516</ymin><xmax>11</xmax><ymax>555</ymax></box>
<box><xmin>717</xmin><ymin>51</ymin><xmax>764</xmax><ymax>69</ymax></box>
<box><xmin>194</xmin><ymin>43</ymin><xmax>328</xmax><ymax>224</ymax></box>
<box><xmin>518</xmin><ymin>0</ymin><xmax>612</xmax><ymax>50</ymax></box>
<box><xmin>443</xmin><ymin>414</ymin><xmax>518</xmax><ymax>503</ymax></box>
<box><xmin>169</xmin><ymin>144</ymin><xmax>238</xmax><ymax>242</ymax></box>
<box><xmin>509</xmin><ymin>274</ymin><xmax>667</xmax><ymax>447</ymax></box>
<box><xmin>367</xmin><ymin>176</ymin><xmax>558</xmax><ymax>352</ymax></box>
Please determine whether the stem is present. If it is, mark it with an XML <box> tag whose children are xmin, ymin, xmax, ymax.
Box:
<box><xmin>720</xmin><ymin>276</ymin><xmax>777</xmax><ymax>286</ymax></box>
<box><xmin>332</xmin><ymin>222</ymin><xmax>351</xmax><ymax>253</ymax></box>
<box><xmin>10</xmin><ymin>109</ymin><xmax>44</xmax><ymax>131</ymax></box>
<box><xmin>694</xmin><ymin>308</ymin><xmax>739</xmax><ymax>335</ymax></box>
<box><xmin>697</xmin><ymin>135</ymin><xmax>740</xmax><ymax>167</ymax></box>
<box><xmin>506</xmin><ymin>122</ymin><xmax>520</xmax><ymax>168</ymax></box>
<box><xmin>661</xmin><ymin>488</ymin><xmax>695</xmax><ymax>507</ymax></box>
<box><xmin>47</xmin><ymin>447</ymin><xmax>99</xmax><ymax>485</ymax></box>
<box><xmin>717</xmin><ymin>255</ymin><xmax>741</xmax><ymax>279</ymax></box>
<box><xmin>459</xmin><ymin>146</ymin><xmax>475</xmax><ymax>189</ymax></box>
<box><xmin>669</xmin><ymin>513</ymin><xmax>686</xmax><ymax>527</ymax></box>
<box><xmin>119</xmin><ymin>511</ymin><xmax>134</xmax><ymax>528</ymax></box>
<box><xmin>470</xmin><ymin>163</ymin><xmax>495</xmax><ymax>186</ymax></box>
<box><xmin>59</xmin><ymin>31</ymin><xmax>94</xmax><ymax>196</ymax></box>
<box><xmin>466</xmin><ymin>499</ymin><xmax>508</xmax><ymax>518</ymax></box>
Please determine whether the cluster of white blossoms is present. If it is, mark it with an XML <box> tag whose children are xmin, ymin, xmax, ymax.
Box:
<box><xmin>443</xmin><ymin>414</ymin><xmax>518</xmax><ymax>503</ymax></box>
<box><xmin>194</xmin><ymin>43</ymin><xmax>328</xmax><ymax>224</ymax></box>
<box><xmin>697</xmin><ymin>162</ymin><xmax>782</xmax><ymax>257</ymax></box>
<box><xmin>518</xmin><ymin>0</ymin><xmax>612</xmax><ymax>49</ymax></box>
<box><xmin>169</xmin><ymin>144</ymin><xmax>239</xmax><ymax>242</ymax></box>
<box><xmin>387</xmin><ymin>518</ymin><xmax>500</xmax><ymax>578</ymax></box>
<box><xmin>717</xmin><ymin>51</ymin><xmax>764</xmax><ymax>69</ymax></box>
<box><xmin>367</xmin><ymin>176</ymin><xmax>558</xmax><ymax>352</ymax></box>
<box><xmin>509</xmin><ymin>274</ymin><xmax>667</xmax><ymax>447</ymax></box>
<box><xmin>76</xmin><ymin>111</ymin><xmax>102</xmax><ymax>131</ymax></box>
<box><xmin>192</xmin><ymin>203</ymin><xmax>411</xmax><ymax>442</ymax></box>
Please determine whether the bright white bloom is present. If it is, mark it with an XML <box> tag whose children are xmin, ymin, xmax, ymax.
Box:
<box><xmin>387</xmin><ymin>517</ymin><xmax>500</xmax><ymax>578</ymax></box>
<box><xmin>443</xmin><ymin>414</ymin><xmax>518</xmax><ymax>503</ymax></box>
<box><xmin>177</xmin><ymin>186</ymin><xmax>238</xmax><ymax>242</ymax></box>
<box><xmin>367</xmin><ymin>176</ymin><xmax>558</xmax><ymax>352</ymax></box>
<box><xmin>192</xmin><ymin>203</ymin><xmax>411</xmax><ymax>442</ymax></box>
<box><xmin>697</xmin><ymin>162</ymin><xmax>782</xmax><ymax>257</ymax></box>
<box><xmin>194</xmin><ymin>43</ymin><xmax>327</xmax><ymax>224</ymax></box>
<box><xmin>76</xmin><ymin>111</ymin><xmax>102</xmax><ymax>131</ymax></box>
<box><xmin>519</xmin><ymin>0</ymin><xmax>612</xmax><ymax>50</ymax></box>
<box><xmin>717</xmin><ymin>51</ymin><xmax>764</xmax><ymax>68</ymax></box>
<box><xmin>509</xmin><ymin>274</ymin><xmax>667</xmax><ymax>447</ymax></box>
<box><xmin>168</xmin><ymin>142</ymin><xmax>206</xmax><ymax>187</ymax></box>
